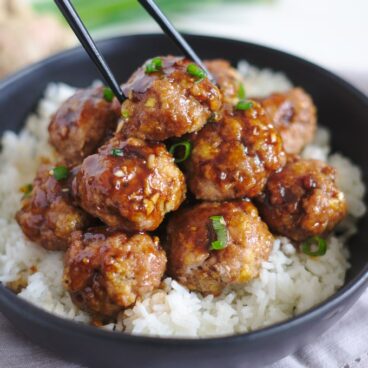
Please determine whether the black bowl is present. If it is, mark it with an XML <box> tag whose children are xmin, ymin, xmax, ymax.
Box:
<box><xmin>0</xmin><ymin>34</ymin><xmax>367</xmax><ymax>368</ymax></box>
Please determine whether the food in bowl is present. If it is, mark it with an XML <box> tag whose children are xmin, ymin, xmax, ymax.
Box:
<box><xmin>0</xmin><ymin>57</ymin><xmax>365</xmax><ymax>337</ymax></box>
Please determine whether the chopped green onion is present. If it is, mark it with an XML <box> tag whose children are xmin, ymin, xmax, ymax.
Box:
<box><xmin>209</xmin><ymin>215</ymin><xmax>228</xmax><ymax>250</ymax></box>
<box><xmin>301</xmin><ymin>236</ymin><xmax>327</xmax><ymax>256</ymax></box>
<box><xmin>169</xmin><ymin>140</ymin><xmax>192</xmax><ymax>163</ymax></box>
<box><xmin>237</xmin><ymin>83</ymin><xmax>246</xmax><ymax>100</ymax></box>
<box><xmin>236</xmin><ymin>100</ymin><xmax>253</xmax><ymax>111</ymax></box>
<box><xmin>145</xmin><ymin>57</ymin><xmax>163</xmax><ymax>74</ymax></box>
<box><xmin>52</xmin><ymin>166</ymin><xmax>69</xmax><ymax>181</ymax></box>
<box><xmin>103</xmin><ymin>87</ymin><xmax>114</xmax><ymax>102</ymax></box>
<box><xmin>207</xmin><ymin>112</ymin><xmax>217</xmax><ymax>123</ymax></box>
<box><xmin>121</xmin><ymin>110</ymin><xmax>130</xmax><ymax>119</ymax></box>
<box><xmin>186</xmin><ymin>63</ymin><xmax>206</xmax><ymax>81</ymax></box>
<box><xmin>111</xmin><ymin>148</ymin><xmax>124</xmax><ymax>157</ymax></box>
<box><xmin>20</xmin><ymin>183</ymin><xmax>33</xmax><ymax>198</ymax></box>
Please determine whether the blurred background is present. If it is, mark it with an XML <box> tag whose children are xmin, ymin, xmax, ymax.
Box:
<box><xmin>1</xmin><ymin>0</ymin><xmax>367</xmax><ymax>93</ymax></box>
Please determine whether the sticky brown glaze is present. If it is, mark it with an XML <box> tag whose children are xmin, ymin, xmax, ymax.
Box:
<box><xmin>185</xmin><ymin>101</ymin><xmax>286</xmax><ymax>200</ymax></box>
<box><xmin>73</xmin><ymin>135</ymin><xmax>186</xmax><ymax>231</ymax></box>
<box><xmin>256</xmin><ymin>158</ymin><xmax>347</xmax><ymax>242</ymax></box>
<box><xmin>64</xmin><ymin>228</ymin><xmax>167</xmax><ymax>318</ymax></box>
<box><xmin>205</xmin><ymin>59</ymin><xmax>245</xmax><ymax>104</ymax></box>
<box><xmin>119</xmin><ymin>56</ymin><xmax>222</xmax><ymax>141</ymax></box>
<box><xmin>166</xmin><ymin>200</ymin><xmax>274</xmax><ymax>296</ymax></box>
<box><xmin>15</xmin><ymin>163</ymin><xmax>91</xmax><ymax>250</ymax></box>
<box><xmin>257</xmin><ymin>88</ymin><xmax>317</xmax><ymax>154</ymax></box>
<box><xmin>48</xmin><ymin>86</ymin><xmax>121</xmax><ymax>166</ymax></box>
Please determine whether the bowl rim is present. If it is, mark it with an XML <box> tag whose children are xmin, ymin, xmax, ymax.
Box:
<box><xmin>1</xmin><ymin>33</ymin><xmax>368</xmax><ymax>105</ymax></box>
<box><xmin>0</xmin><ymin>33</ymin><xmax>367</xmax><ymax>345</ymax></box>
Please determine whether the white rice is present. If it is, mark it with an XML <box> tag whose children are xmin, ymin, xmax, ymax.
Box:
<box><xmin>0</xmin><ymin>64</ymin><xmax>365</xmax><ymax>338</ymax></box>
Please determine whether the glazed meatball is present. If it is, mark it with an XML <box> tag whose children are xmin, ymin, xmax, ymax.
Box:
<box><xmin>257</xmin><ymin>88</ymin><xmax>317</xmax><ymax>154</ymax></box>
<box><xmin>119</xmin><ymin>56</ymin><xmax>222</xmax><ymax>141</ymax></box>
<box><xmin>256</xmin><ymin>158</ymin><xmax>347</xmax><ymax>241</ymax></box>
<box><xmin>16</xmin><ymin>163</ymin><xmax>91</xmax><ymax>250</ymax></box>
<box><xmin>185</xmin><ymin>101</ymin><xmax>286</xmax><ymax>200</ymax></box>
<box><xmin>49</xmin><ymin>86</ymin><xmax>121</xmax><ymax>165</ymax></box>
<box><xmin>64</xmin><ymin>228</ymin><xmax>167</xmax><ymax>318</ymax></box>
<box><xmin>205</xmin><ymin>59</ymin><xmax>246</xmax><ymax>104</ymax></box>
<box><xmin>73</xmin><ymin>135</ymin><xmax>186</xmax><ymax>231</ymax></box>
<box><xmin>166</xmin><ymin>200</ymin><xmax>274</xmax><ymax>296</ymax></box>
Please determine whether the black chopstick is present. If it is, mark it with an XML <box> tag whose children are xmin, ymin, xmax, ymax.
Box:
<box><xmin>54</xmin><ymin>0</ymin><xmax>125</xmax><ymax>103</ymax></box>
<box><xmin>138</xmin><ymin>0</ymin><xmax>215</xmax><ymax>84</ymax></box>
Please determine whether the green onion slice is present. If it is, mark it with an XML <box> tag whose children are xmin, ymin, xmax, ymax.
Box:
<box><xmin>145</xmin><ymin>57</ymin><xmax>163</xmax><ymax>74</ymax></box>
<box><xmin>207</xmin><ymin>112</ymin><xmax>218</xmax><ymax>123</ymax></box>
<box><xmin>236</xmin><ymin>100</ymin><xmax>253</xmax><ymax>111</ymax></box>
<box><xmin>169</xmin><ymin>140</ymin><xmax>191</xmax><ymax>163</ymax></box>
<box><xmin>301</xmin><ymin>236</ymin><xmax>327</xmax><ymax>256</ymax></box>
<box><xmin>111</xmin><ymin>148</ymin><xmax>124</xmax><ymax>157</ymax></box>
<box><xmin>52</xmin><ymin>166</ymin><xmax>69</xmax><ymax>181</ymax></box>
<box><xmin>186</xmin><ymin>63</ymin><xmax>206</xmax><ymax>81</ymax></box>
<box><xmin>237</xmin><ymin>83</ymin><xmax>246</xmax><ymax>100</ymax></box>
<box><xmin>20</xmin><ymin>183</ymin><xmax>33</xmax><ymax>198</ymax></box>
<box><xmin>209</xmin><ymin>215</ymin><xmax>228</xmax><ymax>251</ymax></box>
<box><xmin>103</xmin><ymin>87</ymin><xmax>114</xmax><ymax>102</ymax></box>
<box><xmin>121</xmin><ymin>110</ymin><xmax>130</xmax><ymax>119</ymax></box>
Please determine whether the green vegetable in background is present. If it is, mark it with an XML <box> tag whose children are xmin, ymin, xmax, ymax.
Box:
<box><xmin>32</xmin><ymin>0</ymin><xmax>271</xmax><ymax>30</ymax></box>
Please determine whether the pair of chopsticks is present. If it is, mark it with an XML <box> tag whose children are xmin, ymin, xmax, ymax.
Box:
<box><xmin>54</xmin><ymin>0</ymin><xmax>214</xmax><ymax>103</ymax></box>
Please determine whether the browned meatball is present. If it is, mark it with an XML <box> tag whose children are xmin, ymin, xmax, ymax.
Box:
<box><xmin>257</xmin><ymin>88</ymin><xmax>317</xmax><ymax>154</ymax></box>
<box><xmin>166</xmin><ymin>200</ymin><xmax>274</xmax><ymax>296</ymax></box>
<box><xmin>119</xmin><ymin>56</ymin><xmax>222</xmax><ymax>141</ymax></box>
<box><xmin>64</xmin><ymin>228</ymin><xmax>167</xmax><ymax>318</ymax></box>
<box><xmin>256</xmin><ymin>158</ymin><xmax>347</xmax><ymax>241</ymax></box>
<box><xmin>73</xmin><ymin>135</ymin><xmax>186</xmax><ymax>231</ymax></box>
<box><xmin>205</xmin><ymin>59</ymin><xmax>245</xmax><ymax>104</ymax></box>
<box><xmin>15</xmin><ymin>163</ymin><xmax>91</xmax><ymax>250</ymax></box>
<box><xmin>49</xmin><ymin>86</ymin><xmax>121</xmax><ymax>166</ymax></box>
<box><xmin>185</xmin><ymin>101</ymin><xmax>286</xmax><ymax>200</ymax></box>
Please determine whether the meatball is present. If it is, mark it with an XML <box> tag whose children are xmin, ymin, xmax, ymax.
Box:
<box><xmin>205</xmin><ymin>59</ymin><xmax>246</xmax><ymax>104</ymax></box>
<box><xmin>119</xmin><ymin>56</ymin><xmax>222</xmax><ymax>141</ymax></box>
<box><xmin>185</xmin><ymin>101</ymin><xmax>286</xmax><ymax>200</ymax></box>
<box><xmin>256</xmin><ymin>158</ymin><xmax>347</xmax><ymax>241</ymax></box>
<box><xmin>16</xmin><ymin>163</ymin><xmax>91</xmax><ymax>250</ymax></box>
<box><xmin>257</xmin><ymin>88</ymin><xmax>317</xmax><ymax>154</ymax></box>
<box><xmin>64</xmin><ymin>228</ymin><xmax>167</xmax><ymax>318</ymax></box>
<box><xmin>49</xmin><ymin>86</ymin><xmax>121</xmax><ymax>166</ymax></box>
<box><xmin>166</xmin><ymin>200</ymin><xmax>274</xmax><ymax>296</ymax></box>
<box><xmin>73</xmin><ymin>135</ymin><xmax>186</xmax><ymax>231</ymax></box>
